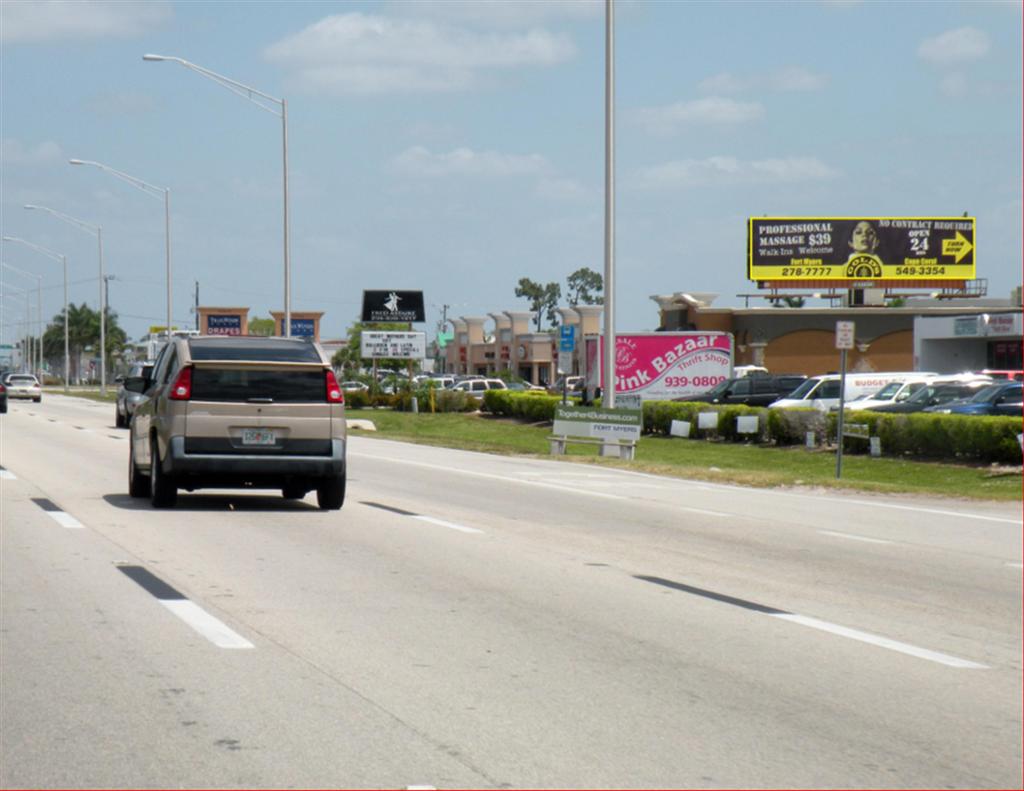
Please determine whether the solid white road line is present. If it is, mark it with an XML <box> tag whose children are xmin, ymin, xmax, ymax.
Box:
<box><xmin>681</xmin><ymin>506</ymin><xmax>730</xmax><ymax>518</ymax></box>
<box><xmin>159</xmin><ymin>600</ymin><xmax>254</xmax><ymax>649</ymax></box>
<box><xmin>769</xmin><ymin>613</ymin><xmax>988</xmax><ymax>669</ymax></box>
<box><xmin>819</xmin><ymin>530</ymin><xmax>894</xmax><ymax>545</ymax></box>
<box><xmin>358</xmin><ymin>453</ymin><xmax>626</xmax><ymax>500</ymax></box>
<box><xmin>413</xmin><ymin>515</ymin><xmax>484</xmax><ymax>534</ymax></box>
<box><xmin>47</xmin><ymin>511</ymin><xmax>84</xmax><ymax>529</ymax></box>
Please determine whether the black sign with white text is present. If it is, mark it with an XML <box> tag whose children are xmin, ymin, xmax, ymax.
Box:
<box><xmin>361</xmin><ymin>290</ymin><xmax>425</xmax><ymax>323</ymax></box>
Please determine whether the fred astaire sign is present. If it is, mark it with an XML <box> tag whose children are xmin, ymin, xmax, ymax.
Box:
<box><xmin>748</xmin><ymin>217</ymin><xmax>976</xmax><ymax>282</ymax></box>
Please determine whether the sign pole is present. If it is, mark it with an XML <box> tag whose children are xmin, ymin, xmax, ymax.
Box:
<box><xmin>834</xmin><ymin>320</ymin><xmax>854</xmax><ymax>479</ymax></box>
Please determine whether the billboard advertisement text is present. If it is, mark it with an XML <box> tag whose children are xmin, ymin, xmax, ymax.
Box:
<box><xmin>748</xmin><ymin>217</ymin><xmax>975</xmax><ymax>282</ymax></box>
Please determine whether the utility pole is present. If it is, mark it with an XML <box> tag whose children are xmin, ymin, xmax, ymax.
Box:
<box><xmin>194</xmin><ymin>280</ymin><xmax>200</xmax><ymax>331</ymax></box>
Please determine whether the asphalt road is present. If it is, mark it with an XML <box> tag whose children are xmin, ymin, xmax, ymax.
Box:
<box><xmin>2</xmin><ymin>394</ymin><xmax>1021</xmax><ymax>789</ymax></box>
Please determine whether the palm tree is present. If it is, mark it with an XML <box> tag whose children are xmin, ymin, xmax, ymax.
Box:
<box><xmin>42</xmin><ymin>303</ymin><xmax>128</xmax><ymax>382</ymax></box>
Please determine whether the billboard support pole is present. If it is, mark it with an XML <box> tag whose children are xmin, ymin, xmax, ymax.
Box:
<box><xmin>602</xmin><ymin>0</ymin><xmax>616</xmax><ymax>410</ymax></box>
<box><xmin>835</xmin><ymin>350</ymin><xmax>848</xmax><ymax>479</ymax></box>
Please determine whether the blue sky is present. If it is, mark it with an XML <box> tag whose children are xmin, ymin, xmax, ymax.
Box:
<box><xmin>2</xmin><ymin>0</ymin><xmax>1021</xmax><ymax>343</ymax></box>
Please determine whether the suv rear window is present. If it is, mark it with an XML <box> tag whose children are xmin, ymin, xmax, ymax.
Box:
<box><xmin>188</xmin><ymin>338</ymin><xmax>322</xmax><ymax>363</ymax></box>
<box><xmin>191</xmin><ymin>369</ymin><xmax>326</xmax><ymax>403</ymax></box>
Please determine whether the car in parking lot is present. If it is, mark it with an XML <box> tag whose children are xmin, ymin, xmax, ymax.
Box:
<box><xmin>116</xmin><ymin>361</ymin><xmax>156</xmax><ymax>427</ymax></box>
<box><xmin>339</xmin><ymin>380</ymin><xmax>369</xmax><ymax>393</ymax></box>
<box><xmin>674</xmin><ymin>374</ymin><xmax>807</xmax><ymax>407</ymax></box>
<box><xmin>924</xmin><ymin>381</ymin><xmax>1023</xmax><ymax>417</ymax></box>
<box><xmin>450</xmin><ymin>378</ymin><xmax>508</xmax><ymax>393</ymax></box>
<box><xmin>4</xmin><ymin>373</ymin><xmax>42</xmax><ymax>402</ymax></box>
<box><xmin>864</xmin><ymin>379</ymin><xmax>994</xmax><ymax>414</ymax></box>
<box><xmin>126</xmin><ymin>335</ymin><xmax>347</xmax><ymax>509</ymax></box>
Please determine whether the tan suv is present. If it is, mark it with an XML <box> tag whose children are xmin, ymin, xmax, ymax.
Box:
<box><xmin>125</xmin><ymin>335</ymin><xmax>347</xmax><ymax>509</ymax></box>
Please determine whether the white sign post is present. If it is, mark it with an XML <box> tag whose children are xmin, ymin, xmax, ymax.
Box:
<box><xmin>361</xmin><ymin>331</ymin><xmax>426</xmax><ymax>360</ymax></box>
<box><xmin>835</xmin><ymin>321</ymin><xmax>854</xmax><ymax>479</ymax></box>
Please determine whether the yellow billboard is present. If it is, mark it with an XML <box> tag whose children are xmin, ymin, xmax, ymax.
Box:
<box><xmin>747</xmin><ymin>217</ymin><xmax>976</xmax><ymax>282</ymax></box>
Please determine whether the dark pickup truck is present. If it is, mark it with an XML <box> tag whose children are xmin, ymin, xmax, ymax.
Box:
<box><xmin>675</xmin><ymin>374</ymin><xmax>807</xmax><ymax>407</ymax></box>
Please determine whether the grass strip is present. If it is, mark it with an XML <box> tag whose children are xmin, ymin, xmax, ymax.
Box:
<box><xmin>353</xmin><ymin>411</ymin><xmax>1022</xmax><ymax>502</ymax></box>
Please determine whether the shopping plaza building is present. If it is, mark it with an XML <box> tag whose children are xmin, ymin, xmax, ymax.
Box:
<box><xmin>441</xmin><ymin>286</ymin><xmax>1023</xmax><ymax>385</ymax></box>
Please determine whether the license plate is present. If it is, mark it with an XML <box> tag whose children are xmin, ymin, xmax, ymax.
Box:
<box><xmin>242</xmin><ymin>428</ymin><xmax>276</xmax><ymax>446</ymax></box>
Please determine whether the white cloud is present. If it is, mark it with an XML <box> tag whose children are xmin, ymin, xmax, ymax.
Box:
<box><xmin>84</xmin><ymin>91</ymin><xmax>157</xmax><ymax>117</ymax></box>
<box><xmin>698</xmin><ymin>67</ymin><xmax>828</xmax><ymax>94</ymax></box>
<box><xmin>535</xmin><ymin>177</ymin><xmax>590</xmax><ymax>202</ymax></box>
<box><xmin>392</xmin><ymin>146</ymin><xmax>549</xmax><ymax>178</ymax></box>
<box><xmin>389</xmin><ymin>0</ymin><xmax>602</xmax><ymax>28</ymax></box>
<box><xmin>264</xmin><ymin>13</ymin><xmax>576</xmax><ymax>94</ymax></box>
<box><xmin>918</xmin><ymin>27</ymin><xmax>991</xmax><ymax>64</ymax></box>
<box><xmin>634</xmin><ymin>156</ymin><xmax>839</xmax><ymax>189</ymax></box>
<box><xmin>0</xmin><ymin>138</ymin><xmax>62</xmax><ymax>165</ymax></box>
<box><xmin>0</xmin><ymin>0</ymin><xmax>171</xmax><ymax>43</ymax></box>
<box><xmin>634</xmin><ymin>98</ymin><xmax>765</xmax><ymax>135</ymax></box>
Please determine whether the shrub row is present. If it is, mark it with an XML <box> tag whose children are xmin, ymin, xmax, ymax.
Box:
<box><xmin>344</xmin><ymin>387</ymin><xmax>479</xmax><ymax>413</ymax></box>
<box><xmin>482</xmin><ymin>390</ymin><xmax>566</xmax><ymax>421</ymax></box>
<box><xmin>482</xmin><ymin>393</ymin><xmax>1021</xmax><ymax>464</ymax></box>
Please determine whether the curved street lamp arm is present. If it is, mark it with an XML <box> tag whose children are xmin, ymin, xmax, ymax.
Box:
<box><xmin>144</xmin><ymin>54</ymin><xmax>283</xmax><ymax>117</ymax></box>
<box><xmin>2</xmin><ymin>236</ymin><xmax>64</xmax><ymax>263</ymax></box>
<box><xmin>68</xmin><ymin>159</ymin><xmax>167</xmax><ymax>200</ymax></box>
<box><xmin>24</xmin><ymin>205</ymin><xmax>100</xmax><ymax>236</ymax></box>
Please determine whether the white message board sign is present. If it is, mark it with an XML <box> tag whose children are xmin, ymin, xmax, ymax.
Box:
<box><xmin>361</xmin><ymin>331</ymin><xmax>426</xmax><ymax>360</ymax></box>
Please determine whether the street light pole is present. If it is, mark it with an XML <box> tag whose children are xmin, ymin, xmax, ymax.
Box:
<box><xmin>68</xmin><ymin>159</ymin><xmax>172</xmax><ymax>345</ymax></box>
<box><xmin>3</xmin><ymin>236</ymin><xmax>69</xmax><ymax>393</ymax></box>
<box><xmin>24</xmin><ymin>205</ymin><xmax>107</xmax><ymax>394</ymax></box>
<box><xmin>0</xmin><ymin>262</ymin><xmax>42</xmax><ymax>378</ymax></box>
<box><xmin>143</xmin><ymin>53</ymin><xmax>292</xmax><ymax>336</ymax></box>
<box><xmin>1</xmin><ymin>286</ymin><xmax>32</xmax><ymax>372</ymax></box>
<box><xmin>602</xmin><ymin>0</ymin><xmax>616</xmax><ymax>409</ymax></box>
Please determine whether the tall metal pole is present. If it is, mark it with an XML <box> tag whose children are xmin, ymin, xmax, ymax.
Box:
<box><xmin>282</xmin><ymin>99</ymin><xmax>292</xmax><ymax>337</ymax></box>
<box><xmin>164</xmin><ymin>188</ymin><xmax>172</xmax><ymax>340</ymax></box>
<box><xmin>97</xmin><ymin>227</ymin><xmax>106</xmax><ymax>394</ymax></box>
<box><xmin>62</xmin><ymin>255</ymin><xmax>69</xmax><ymax>392</ymax></box>
<box><xmin>602</xmin><ymin>0</ymin><xmax>616</xmax><ymax>409</ymax></box>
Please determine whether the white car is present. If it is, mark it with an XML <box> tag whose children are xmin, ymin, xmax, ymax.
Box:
<box><xmin>450</xmin><ymin>378</ymin><xmax>507</xmax><ymax>393</ymax></box>
<box><xmin>5</xmin><ymin>373</ymin><xmax>42</xmax><ymax>402</ymax></box>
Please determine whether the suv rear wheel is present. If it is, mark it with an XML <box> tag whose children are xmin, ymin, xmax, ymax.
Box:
<box><xmin>316</xmin><ymin>471</ymin><xmax>346</xmax><ymax>510</ymax></box>
<box><xmin>150</xmin><ymin>437</ymin><xmax>178</xmax><ymax>508</ymax></box>
<box><xmin>128</xmin><ymin>441</ymin><xmax>150</xmax><ymax>498</ymax></box>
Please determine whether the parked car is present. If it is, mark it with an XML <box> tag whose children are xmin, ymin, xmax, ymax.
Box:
<box><xmin>126</xmin><ymin>335</ymin><xmax>347</xmax><ymax>510</ymax></box>
<box><xmin>505</xmin><ymin>381</ymin><xmax>546</xmax><ymax>392</ymax></box>
<box><xmin>769</xmin><ymin>372</ymin><xmax>936</xmax><ymax>411</ymax></box>
<box><xmin>924</xmin><ymin>381</ymin><xmax>1023</xmax><ymax>417</ymax></box>
<box><xmin>339</xmin><ymin>381</ymin><xmax>369</xmax><ymax>392</ymax></box>
<box><xmin>4</xmin><ymin>373</ymin><xmax>42</xmax><ymax>402</ymax></box>
<box><xmin>848</xmin><ymin>376</ymin><xmax>938</xmax><ymax>411</ymax></box>
<box><xmin>865</xmin><ymin>379</ymin><xmax>994</xmax><ymax>414</ymax></box>
<box><xmin>972</xmin><ymin>369</ymin><xmax>1024</xmax><ymax>382</ymax></box>
<box><xmin>548</xmin><ymin>375</ymin><xmax>583</xmax><ymax>395</ymax></box>
<box><xmin>116</xmin><ymin>361</ymin><xmax>156</xmax><ymax>427</ymax></box>
<box><xmin>450</xmin><ymin>378</ymin><xmax>508</xmax><ymax>394</ymax></box>
<box><xmin>675</xmin><ymin>374</ymin><xmax>807</xmax><ymax>407</ymax></box>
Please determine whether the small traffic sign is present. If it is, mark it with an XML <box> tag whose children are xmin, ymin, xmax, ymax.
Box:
<box><xmin>836</xmin><ymin>321</ymin><xmax>855</xmax><ymax>350</ymax></box>
<box><xmin>559</xmin><ymin>325</ymin><xmax>575</xmax><ymax>352</ymax></box>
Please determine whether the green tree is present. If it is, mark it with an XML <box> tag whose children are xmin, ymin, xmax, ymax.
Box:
<box><xmin>248</xmin><ymin>316</ymin><xmax>276</xmax><ymax>336</ymax></box>
<box><xmin>566</xmin><ymin>267</ymin><xmax>603</xmax><ymax>305</ymax></box>
<box><xmin>515</xmin><ymin>277</ymin><xmax>561</xmax><ymax>331</ymax></box>
<box><xmin>42</xmin><ymin>303</ymin><xmax>127</xmax><ymax>381</ymax></box>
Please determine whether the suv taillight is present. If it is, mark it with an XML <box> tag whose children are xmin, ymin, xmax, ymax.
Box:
<box><xmin>326</xmin><ymin>369</ymin><xmax>344</xmax><ymax>404</ymax></box>
<box><xmin>169</xmin><ymin>366</ymin><xmax>193</xmax><ymax>400</ymax></box>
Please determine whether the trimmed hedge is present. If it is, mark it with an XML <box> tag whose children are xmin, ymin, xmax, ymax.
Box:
<box><xmin>483</xmin><ymin>390</ymin><xmax>565</xmax><ymax>421</ymax></box>
<box><xmin>464</xmin><ymin>392</ymin><xmax>1023</xmax><ymax>465</ymax></box>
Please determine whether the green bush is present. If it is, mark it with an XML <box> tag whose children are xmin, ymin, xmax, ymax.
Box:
<box><xmin>765</xmin><ymin>408</ymin><xmax>827</xmax><ymax>446</ymax></box>
<box><xmin>641</xmin><ymin>401</ymin><xmax>707</xmax><ymax>435</ymax></box>
<box><xmin>344</xmin><ymin>390</ymin><xmax>370</xmax><ymax>409</ymax></box>
<box><xmin>483</xmin><ymin>390</ymin><xmax>565</xmax><ymax>421</ymax></box>
<box><xmin>825</xmin><ymin>410</ymin><xmax>1022</xmax><ymax>465</ymax></box>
